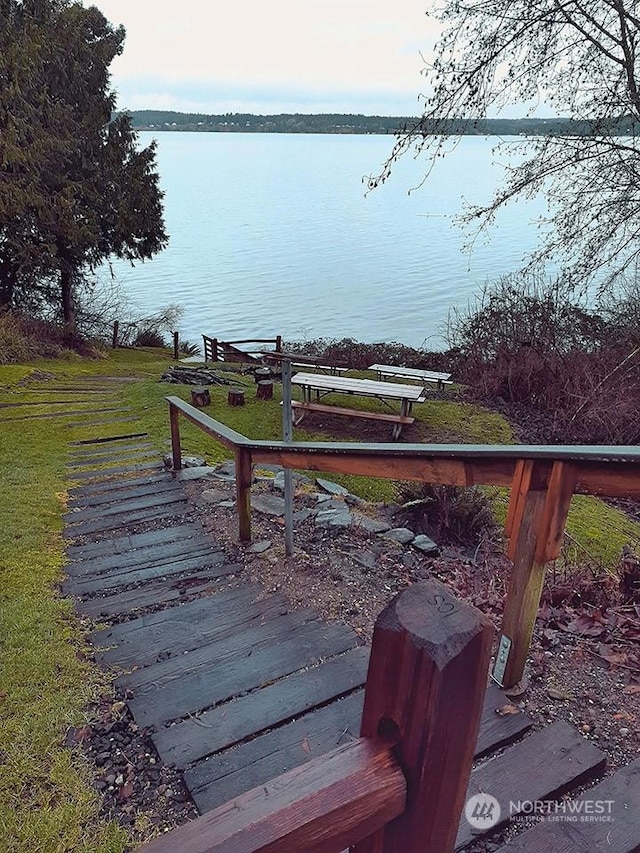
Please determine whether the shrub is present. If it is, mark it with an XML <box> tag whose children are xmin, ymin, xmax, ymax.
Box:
<box><xmin>395</xmin><ymin>482</ymin><xmax>500</xmax><ymax>548</ymax></box>
<box><xmin>132</xmin><ymin>328</ymin><xmax>167</xmax><ymax>348</ymax></box>
<box><xmin>284</xmin><ymin>336</ymin><xmax>456</xmax><ymax>372</ymax></box>
<box><xmin>0</xmin><ymin>311</ymin><xmax>67</xmax><ymax>363</ymax></box>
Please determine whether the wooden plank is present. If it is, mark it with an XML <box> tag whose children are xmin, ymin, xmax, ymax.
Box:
<box><xmin>70</xmin><ymin>432</ymin><xmax>148</xmax><ymax>445</ymax></box>
<box><xmin>68</xmin><ymin>416</ymin><xmax>141</xmax><ymax>426</ymax></box>
<box><xmin>0</xmin><ymin>407</ymin><xmax>130</xmax><ymax>422</ymax></box>
<box><xmin>63</xmin><ymin>499</ymin><xmax>189</xmax><ymax>537</ymax></box>
<box><xmin>126</xmin><ymin>620</ymin><xmax>360</xmax><ymax>729</ymax></box>
<box><xmin>536</xmin><ymin>461</ymin><xmax>577</xmax><ymax>562</ymax></box>
<box><xmin>67</xmin><ymin>471</ymin><xmax>171</xmax><ymax>499</ymax></box>
<box><xmin>65</xmin><ymin>489</ymin><xmax>186</xmax><ymax>523</ymax></box>
<box><xmin>68</xmin><ymin>450</ymin><xmax>157</xmax><ymax>468</ymax></box>
<box><xmin>69</xmin><ymin>440</ymin><xmax>153</xmax><ymax>458</ymax></box>
<box><xmin>95</xmin><ymin>590</ymin><xmax>290</xmax><ymax>669</ymax></box>
<box><xmin>67</xmin><ymin>479</ymin><xmax>180</xmax><ymax>509</ymax></box>
<box><xmin>184</xmin><ymin>690</ymin><xmax>365</xmax><ymax>814</ymax></box>
<box><xmin>493</xmin><ymin>759</ymin><xmax>640</xmax><ymax>852</ymax></box>
<box><xmin>63</xmin><ymin>553</ymin><xmax>233</xmax><ymax>597</ymax></box>
<box><xmin>65</xmin><ymin>522</ymin><xmax>204</xmax><ymax>559</ymax></box>
<box><xmin>154</xmin><ymin>647</ymin><xmax>371</xmax><ymax>769</ymax></box>
<box><xmin>93</xmin><ymin>583</ymin><xmax>264</xmax><ymax>641</ymax></box>
<box><xmin>455</xmin><ymin>721</ymin><xmax>606</xmax><ymax>850</ymax></box>
<box><xmin>475</xmin><ymin>683</ymin><xmax>532</xmax><ymax>758</ymax></box>
<box><xmin>235</xmin><ymin>448</ymin><xmax>252</xmax><ymax>542</ymax></box>
<box><xmin>67</xmin><ymin>461</ymin><xmax>164</xmax><ymax>481</ymax></box>
<box><xmin>76</xmin><ymin>570</ymin><xmax>233</xmax><ymax>620</ymax></box>
<box><xmin>117</xmin><ymin>608</ymin><xmax>330</xmax><ymax>692</ymax></box>
<box><xmin>65</xmin><ymin>537</ymin><xmax>214</xmax><ymax>578</ymax></box>
<box><xmin>137</xmin><ymin>737</ymin><xmax>405</xmax><ymax>853</ymax></box>
<box><xmin>291</xmin><ymin>401</ymin><xmax>414</xmax><ymax>425</ymax></box>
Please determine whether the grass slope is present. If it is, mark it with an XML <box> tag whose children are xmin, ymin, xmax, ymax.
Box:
<box><xmin>0</xmin><ymin>348</ymin><xmax>638</xmax><ymax>851</ymax></box>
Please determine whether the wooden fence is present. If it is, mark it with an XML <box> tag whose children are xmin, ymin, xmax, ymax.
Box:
<box><xmin>202</xmin><ymin>335</ymin><xmax>282</xmax><ymax>364</ymax></box>
<box><xmin>139</xmin><ymin>580</ymin><xmax>493</xmax><ymax>853</ymax></box>
<box><xmin>167</xmin><ymin>395</ymin><xmax>640</xmax><ymax>689</ymax></box>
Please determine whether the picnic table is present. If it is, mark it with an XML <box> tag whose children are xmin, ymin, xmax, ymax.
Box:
<box><xmin>261</xmin><ymin>351</ymin><xmax>348</xmax><ymax>376</ymax></box>
<box><xmin>290</xmin><ymin>372</ymin><xmax>425</xmax><ymax>440</ymax></box>
<box><xmin>368</xmin><ymin>362</ymin><xmax>452</xmax><ymax>389</ymax></box>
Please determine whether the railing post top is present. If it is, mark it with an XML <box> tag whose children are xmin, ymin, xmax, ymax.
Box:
<box><xmin>374</xmin><ymin>580</ymin><xmax>494</xmax><ymax>670</ymax></box>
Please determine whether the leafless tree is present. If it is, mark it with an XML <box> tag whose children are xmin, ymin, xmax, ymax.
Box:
<box><xmin>372</xmin><ymin>1</ymin><xmax>640</xmax><ymax>290</ymax></box>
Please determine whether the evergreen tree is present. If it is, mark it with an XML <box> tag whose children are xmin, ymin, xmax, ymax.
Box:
<box><xmin>0</xmin><ymin>0</ymin><xmax>167</xmax><ymax>334</ymax></box>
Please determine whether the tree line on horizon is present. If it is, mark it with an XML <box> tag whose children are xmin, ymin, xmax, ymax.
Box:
<box><xmin>124</xmin><ymin>110</ymin><xmax>639</xmax><ymax>137</ymax></box>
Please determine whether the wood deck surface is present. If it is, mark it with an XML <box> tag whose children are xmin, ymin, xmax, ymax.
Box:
<box><xmin>51</xmin><ymin>383</ymin><xmax>636</xmax><ymax>851</ymax></box>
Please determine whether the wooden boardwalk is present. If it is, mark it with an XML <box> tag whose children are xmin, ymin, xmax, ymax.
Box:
<box><xmin>55</xmin><ymin>398</ymin><xmax>638</xmax><ymax>851</ymax></box>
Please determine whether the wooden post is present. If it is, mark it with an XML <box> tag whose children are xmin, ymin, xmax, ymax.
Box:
<box><xmin>227</xmin><ymin>388</ymin><xmax>245</xmax><ymax>406</ymax></box>
<box><xmin>495</xmin><ymin>460</ymin><xmax>576</xmax><ymax>688</ymax></box>
<box><xmin>282</xmin><ymin>359</ymin><xmax>294</xmax><ymax>557</ymax></box>
<box><xmin>191</xmin><ymin>387</ymin><xmax>211</xmax><ymax>407</ymax></box>
<box><xmin>173</xmin><ymin>331</ymin><xmax>179</xmax><ymax>360</ymax></box>
<box><xmin>235</xmin><ymin>447</ymin><xmax>252</xmax><ymax>542</ymax></box>
<box><xmin>169</xmin><ymin>402</ymin><xmax>182</xmax><ymax>471</ymax></box>
<box><xmin>213</xmin><ymin>338</ymin><xmax>219</xmax><ymax>361</ymax></box>
<box><xmin>256</xmin><ymin>380</ymin><xmax>273</xmax><ymax>400</ymax></box>
<box><xmin>112</xmin><ymin>320</ymin><xmax>119</xmax><ymax>349</ymax></box>
<box><xmin>276</xmin><ymin>334</ymin><xmax>282</xmax><ymax>353</ymax></box>
<box><xmin>354</xmin><ymin>580</ymin><xmax>493</xmax><ymax>853</ymax></box>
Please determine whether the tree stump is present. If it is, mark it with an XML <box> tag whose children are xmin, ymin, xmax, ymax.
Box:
<box><xmin>254</xmin><ymin>367</ymin><xmax>271</xmax><ymax>384</ymax></box>
<box><xmin>228</xmin><ymin>388</ymin><xmax>245</xmax><ymax>407</ymax></box>
<box><xmin>190</xmin><ymin>387</ymin><xmax>210</xmax><ymax>407</ymax></box>
<box><xmin>256</xmin><ymin>380</ymin><xmax>273</xmax><ymax>401</ymax></box>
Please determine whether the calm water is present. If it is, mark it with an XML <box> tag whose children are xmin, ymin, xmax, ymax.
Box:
<box><xmin>107</xmin><ymin>132</ymin><xmax>547</xmax><ymax>350</ymax></box>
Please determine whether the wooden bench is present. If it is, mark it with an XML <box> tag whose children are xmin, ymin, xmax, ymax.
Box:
<box><xmin>368</xmin><ymin>363</ymin><xmax>453</xmax><ymax>389</ymax></box>
<box><xmin>291</xmin><ymin>400</ymin><xmax>414</xmax><ymax>440</ymax></box>
<box><xmin>292</xmin><ymin>362</ymin><xmax>348</xmax><ymax>376</ymax></box>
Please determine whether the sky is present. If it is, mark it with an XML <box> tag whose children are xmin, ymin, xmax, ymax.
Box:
<box><xmin>88</xmin><ymin>0</ymin><xmax>442</xmax><ymax>116</ymax></box>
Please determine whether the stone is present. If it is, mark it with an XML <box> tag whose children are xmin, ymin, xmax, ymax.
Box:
<box><xmin>249</xmin><ymin>540</ymin><xmax>272</xmax><ymax>553</ymax></box>
<box><xmin>315</xmin><ymin>499</ymin><xmax>352</xmax><ymax>528</ymax></box>
<box><xmin>272</xmin><ymin>470</ymin><xmax>312</xmax><ymax>491</ymax></box>
<box><xmin>218</xmin><ymin>500</ymin><xmax>236</xmax><ymax>508</ymax></box>
<box><xmin>251</xmin><ymin>493</ymin><xmax>286</xmax><ymax>516</ymax></box>
<box><xmin>174</xmin><ymin>466</ymin><xmax>218</xmax><ymax>482</ymax></box>
<box><xmin>163</xmin><ymin>454</ymin><xmax>207</xmax><ymax>470</ymax></box>
<box><xmin>198</xmin><ymin>488</ymin><xmax>230</xmax><ymax>505</ymax></box>
<box><xmin>216</xmin><ymin>461</ymin><xmax>236</xmax><ymax>477</ymax></box>
<box><xmin>314</xmin><ymin>492</ymin><xmax>332</xmax><ymax>503</ymax></box>
<box><xmin>351</xmin><ymin>513</ymin><xmax>391</xmax><ymax>534</ymax></box>
<box><xmin>293</xmin><ymin>508</ymin><xmax>314</xmax><ymax>522</ymax></box>
<box><xmin>316</xmin><ymin>477</ymin><xmax>349</xmax><ymax>497</ymax></box>
<box><xmin>412</xmin><ymin>534</ymin><xmax>440</xmax><ymax>555</ymax></box>
<box><xmin>380</xmin><ymin>527</ymin><xmax>415</xmax><ymax>545</ymax></box>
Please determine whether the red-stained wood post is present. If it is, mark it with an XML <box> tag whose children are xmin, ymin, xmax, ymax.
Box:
<box><xmin>354</xmin><ymin>579</ymin><xmax>494</xmax><ymax>853</ymax></box>
<box><xmin>495</xmin><ymin>460</ymin><xmax>576</xmax><ymax>688</ymax></box>
<box><xmin>235</xmin><ymin>446</ymin><xmax>253</xmax><ymax>541</ymax></box>
<box><xmin>276</xmin><ymin>334</ymin><xmax>282</xmax><ymax>353</ymax></box>
<box><xmin>169</xmin><ymin>402</ymin><xmax>182</xmax><ymax>471</ymax></box>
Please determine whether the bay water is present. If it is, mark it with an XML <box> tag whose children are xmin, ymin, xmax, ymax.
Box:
<box><xmin>106</xmin><ymin>132</ymin><xmax>546</xmax><ymax>350</ymax></box>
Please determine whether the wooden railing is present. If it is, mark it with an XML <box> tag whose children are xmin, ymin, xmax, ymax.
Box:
<box><xmin>139</xmin><ymin>580</ymin><xmax>493</xmax><ymax>853</ymax></box>
<box><xmin>202</xmin><ymin>335</ymin><xmax>282</xmax><ymax>364</ymax></box>
<box><xmin>167</xmin><ymin>395</ymin><xmax>640</xmax><ymax>688</ymax></box>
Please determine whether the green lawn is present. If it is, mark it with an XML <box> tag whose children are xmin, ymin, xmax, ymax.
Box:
<box><xmin>0</xmin><ymin>347</ymin><xmax>638</xmax><ymax>851</ymax></box>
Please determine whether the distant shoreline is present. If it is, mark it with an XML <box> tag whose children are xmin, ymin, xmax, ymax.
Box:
<box><xmin>122</xmin><ymin>110</ymin><xmax>635</xmax><ymax>137</ymax></box>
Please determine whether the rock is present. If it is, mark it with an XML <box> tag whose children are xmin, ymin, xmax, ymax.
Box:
<box><xmin>251</xmin><ymin>494</ymin><xmax>286</xmax><ymax>516</ymax></box>
<box><xmin>182</xmin><ymin>455</ymin><xmax>207</xmax><ymax>469</ymax></box>
<box><xmin>314</xmin><ymin>492</ymin><xmax>332</xmax><ymax>503</ymax></box>
<box><xmin>293</xmin><ymin>509</ymin><xmax>314</xmax><ymax>522</ymax></box>
<box><xmin>272</xmin><ymin>470</ymin><xmax>312</xmax><ymax>491</ymax></box>
<box><xmin>380</xmin><ymin>527</ymin><xmax>415</xmax><ymax>545</ymax></box>
<box><xmin>315</xmin><ymin>499</ymin><xmax>352</xmax><ymax>528</ymax></box>
<box><xmin>412</xmin><ymin>534</ymin><xmax>439</xmax><ymax>555</ymax></box>
<box><xmin>351</xmin><ymin>513</ymin><xmax>390</xmax><ymax>534</ymax></box>
<box><xmin>216</xmin><ymin>461</ymin><xmax>236</xmax><ymax>477</ymax></box>
<box><xmin>316</xmin><ymin>477</ymin><xmax>349</xmax><ymax>497</ymax></box>
<box><xmin>218</xmin><ymin>500</ymin><xmax>236</xmax><ymax>508</ymax></box>
<box><xmin>249</xmin><ymin>540</ymin><xmax>272</xmax><ymax>553</ymax></box>
<box><xmin>198</xmin><ymin>488</ymin><xmax>230</xmax><ymax>505</ymax></box>
<box><xmin>173</xmin><ymin>466</ymin><xmax>217</xmax><ymax>482</ymax></box>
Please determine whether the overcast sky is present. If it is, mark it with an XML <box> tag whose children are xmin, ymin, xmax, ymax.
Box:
<box><xmin>90</xmin><ymin>0</ymin><xmax>440</xmax><ymax>115</ymax></box>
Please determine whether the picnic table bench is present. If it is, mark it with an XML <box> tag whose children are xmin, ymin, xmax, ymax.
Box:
<box><xmin>369</xmin><ymin>362</ymin><xmax>453</xmax><ymax>389</ymax></box>
<box><xmin>262</xmin><ymin>351</ymin><xmax>349</xmax><ymax>376</ymax></box>
<box><xmin>290</xmin><ymin>372</ymin><xmax>424</xmax><ymax>440</ymax></box>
